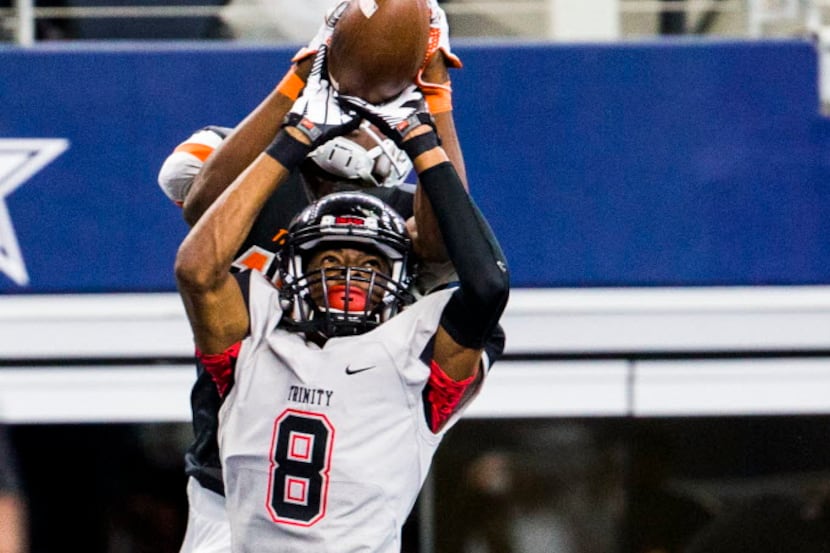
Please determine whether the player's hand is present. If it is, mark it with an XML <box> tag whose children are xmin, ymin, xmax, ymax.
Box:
<box><xmin>338</xmin><ymin>84</ymin><xmax>436</xmax><ymax>150</ymax></box>
<box><xmin>266</xmin><ymin>45</ymin><xmax>357</xmax><ymax>169</ymax></box>
<box><xmin>425</xmin><ymin>0</ymin><xmax>451</xmax><ymax>65</ymax></box>
<box><xmin>282</xmin><ymin>45</ymin><xmax>359</xmax><ymax>148</ymax></box>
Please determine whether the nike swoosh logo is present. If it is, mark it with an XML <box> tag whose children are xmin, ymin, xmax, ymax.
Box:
<box><xmin>345</xmin><ymin>365</ymin><xmax>376</xmax><ymax>375</ymax></box>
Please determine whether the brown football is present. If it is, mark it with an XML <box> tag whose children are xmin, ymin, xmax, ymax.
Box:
<box><xmin>329</xmin><ymin>0</ymin><xmax>430</xmax><ymax>104</ymax></box>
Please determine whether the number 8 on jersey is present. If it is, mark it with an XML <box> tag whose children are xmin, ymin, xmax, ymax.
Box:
<box><xmin>267</xmin><ymin>409</ymin><xmax>335</xmax><ymax>526</ymax></box>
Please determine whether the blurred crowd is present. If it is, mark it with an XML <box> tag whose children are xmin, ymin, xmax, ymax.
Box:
<box><xmin>3</xmin><ymin>417</ymin><xmax>830</xmax><ymax>552</ymax></box>
<box><xmin>433</xmin><ymin>419</ymin><xmax>830</xmax><ymax>553</ymax></box>
<box><xmin>0</xmin><ymin>0</ymin><xmax>432</xmax><ymax>42</ymax></box>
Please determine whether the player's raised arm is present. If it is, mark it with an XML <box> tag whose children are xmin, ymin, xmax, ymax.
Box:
<box><xmin>420</xmin><ymin>0</ymin><xmax>467</xmax><ymax>189</ymax></box>
<box><xmin>338</xmin><ymin>87</ymin><xmax>510</xmax><ymax>381</ymax></box>
<box><xmin>180</xmin><ymin>69</ymin><xmax>306</xmax><ymax>227</ymax></box>
<box><xmin>180</xmin><ymin>3</ymin><xmax>347</xmax><ymax>225</ymax></box>
<box><xmin>176</xmin><ymin>49</ymin><xmax>360</xmax><ymax>354</ymax></box>
<box><xmin>409</xmin><ymin>127</ymin><xmax>508</xmax><ymax>380</ymax></box>
<box><xmin>179</xmin><ymin>0</ymin><xmax>470</xmax><ymax>234</ymax></box>
<box><xmin>330</xmin><ymin>0</ymin><xmax>467</xmax><ymax>262</ymax></box>
<box><xmin>405</xmin><ymin>0</ymin><xmax>469</xmax><ymax>262</ymax></box>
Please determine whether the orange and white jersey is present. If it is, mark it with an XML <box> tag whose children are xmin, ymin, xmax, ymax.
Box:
<box><xmin>216</xmin><ymin>272</ymin><xmax>491</xmax><ymax>553</ymax></box>
<box><xmin>157</xmin><ymin>126</ymin><xmax>230</xmax><ymax>206</ymax></box>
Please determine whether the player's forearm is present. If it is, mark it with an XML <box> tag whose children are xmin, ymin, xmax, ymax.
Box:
<box><xmin>176</xmin><ymin>152</ymin><xmax>292</xmax><ymax>352</ymax></box>
<box><xmin>432</xmin><ymin>111</ymin><xmax>467</xmax><ymax>189</ymax></box>
<box><xmin>183</xmin><ymin>61</ymin><xmax>312</xmax><ymax>226</ymax></box>
<box><xmin>183</xmin><ymin>89</ymin><xmax>294</xmax><ymax>226</ymax></box>
<box><xmin>412</xmin><ymin>187</ymin><xmax>447</xmax><ymax>262</ymax></box>
<box><xmin>417</xmin><ymin>161</ymin><xmax>509</xmax><ymax>309</ymax></box>
<box><xmin>413</xmin><ymin>76</ymin><xmax>467</xmax><ymax>260</ymax></box>
<box><xmin>413</xmin><ymin>113</ymin><xmax>467</xmax><ymax>261</ymax></box>
<box><xmin>0</xmin><ymin>494</ymin><xmax>27</xmax><ymax>553</ymax></box>
<box><xmin>421</xmin><ymin>51</ymin><xmax>467</xmax><ymax>189</ymax></box>
<box><xmin>177</xmin><ymin>154</ymin><xmax>290</xmax><ymax>289</ymax></box>
<box><xmin>413</xmin><ymin>146</ymin><xmax>510</xmax><ymax>352</ymax></box>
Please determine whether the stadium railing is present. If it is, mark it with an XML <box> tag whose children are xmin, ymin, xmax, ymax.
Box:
<box><xmin>0</xmin><ymin>0</ymin><xmax>824</xmax><ymax>46</ymax></box>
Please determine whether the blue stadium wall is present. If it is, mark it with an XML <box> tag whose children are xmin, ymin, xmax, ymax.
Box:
<box><xmin>1</xmin><ymin>39</ymin><xmax>829</xmax><ymax>293</ymax></box>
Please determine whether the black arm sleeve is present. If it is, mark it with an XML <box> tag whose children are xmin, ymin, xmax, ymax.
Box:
<box><xmin>417</xmin><ymin>161</ymin><xmax>510</xmax><ymax>349</ymax></box>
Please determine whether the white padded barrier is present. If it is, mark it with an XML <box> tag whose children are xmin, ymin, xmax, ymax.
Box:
<box><xmin>2</xmin><ymin>286</ymin><xmax>830</xmax><ymax>422</ymax></box>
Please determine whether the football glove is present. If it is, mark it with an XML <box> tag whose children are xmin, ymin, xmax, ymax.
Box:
<box><xmin>267</xmin><ymin>46</ymin><xmax>358</xmax><ymax>168</ymax></box>
<box><xmin>283</xmin><ymin>44</ymin><xmax>359</xmax><ymax>147</ymax></box>
<box><xmin>422</xmin><ymin>0</ymin><xmax>462</xmax><ymax>71</ymax></box>
<box><xmin>338</xmin><ymin>84</ymin><xmax>436</xmax><ymax>153</ymax></box>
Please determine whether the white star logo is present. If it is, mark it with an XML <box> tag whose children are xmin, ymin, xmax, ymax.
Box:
<box><xmin>0</xmin><ymin>139</ymin><xmax>70</xmax><ymax>286</ymax></box>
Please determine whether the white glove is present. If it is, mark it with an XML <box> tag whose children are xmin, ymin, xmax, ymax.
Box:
<box><xmin>422</xmin><ymin>0</ymin><xmax>462</xmax><ymax>71</ymax></box>
<box><xmin>283</xmin><ymin>46</ymin><xmax>358</xmax><ymax>147</ymax></box>
<box><xmin>338</xmin><ymin>84</ymin><xmax>434</xmax><ymax>148</ymax></box>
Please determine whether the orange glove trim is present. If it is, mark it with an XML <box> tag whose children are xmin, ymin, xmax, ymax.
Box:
<box><xmin>276</xmin><ymin>66</ymin><xmax>306</xmax><ymax>101</ymax></box>
<box><xmin>422</xmin><ymin>29</ymin><xmax>463</xmax><ymax>70</ymax></box>
<box><xmin>424</xmin><ymin>81</ymin><xmax>453</xmax><ymax>114</ymax></box>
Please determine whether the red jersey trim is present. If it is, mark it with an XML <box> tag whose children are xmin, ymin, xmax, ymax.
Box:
<box><xmin>196</xmin><ymin>342</ymin><xmax>241</xmax><ymax>397</ymax></box>
<box><xmin>425</xmin><ymin>360</ymin><xmax>478</xmax><ymax>433</ymax></box>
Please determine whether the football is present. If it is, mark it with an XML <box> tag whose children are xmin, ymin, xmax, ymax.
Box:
<box><xmin>329</xmin><ymin>0</ymin><xmax>431</xmax><ymax>104</ymax></box>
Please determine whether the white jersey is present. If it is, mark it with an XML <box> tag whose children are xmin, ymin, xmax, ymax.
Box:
<box><xmin>217</xmin><ymin>272</ymin><xmax>485</xmax><ymax>553</ymax></box>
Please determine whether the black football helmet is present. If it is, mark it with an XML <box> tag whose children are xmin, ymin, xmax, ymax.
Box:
<box><xmin>278</xmin><ymin>191</ymin><xmax>416</xmax><ymax>337</ymax></box>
